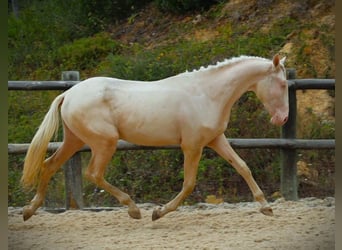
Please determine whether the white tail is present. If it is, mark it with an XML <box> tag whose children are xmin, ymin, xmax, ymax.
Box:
<box><xmin>21</xmin><ymin>93</ymin><xmax>65</xmax><ymax>190</ymax></box>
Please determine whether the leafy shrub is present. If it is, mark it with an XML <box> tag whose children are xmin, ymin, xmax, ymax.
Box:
<box><xmin>8</xmin><ymin>0</ymin><xmax>90</xmax><ymax>79</ymax></box>
<box><xmin>95</xmin><ymin>41</ymin><xmax>215</xmax><ymax>80</ymax></box>
<box><xmin>56</xmin><ymin>32</ymin><xmax>121</xmax><ymax>72</ymax></box>
<box><xmin>8</xmin><ymin>91</ymin><xmax>62</xmax><ymax>143</ymax></box>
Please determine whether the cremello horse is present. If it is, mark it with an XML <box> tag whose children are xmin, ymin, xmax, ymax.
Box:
<box><xmin>21</xmin><ymin>54</ymin><xmax>288</xmax><ymax>221</ymax></box>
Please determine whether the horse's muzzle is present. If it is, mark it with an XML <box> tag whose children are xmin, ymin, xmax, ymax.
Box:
<box><xmin>271</xmin><ymin>115</ymin><xmax>288</xmax><ymax>126</ymax></box>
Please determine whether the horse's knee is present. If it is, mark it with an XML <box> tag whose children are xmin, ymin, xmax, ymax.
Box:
<box><xmin>234</xmin><ymin>160</ymin><xmax>252</xmax><ymax>178</ymax></box>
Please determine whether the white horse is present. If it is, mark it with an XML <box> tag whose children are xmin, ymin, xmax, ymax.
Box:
<box><xmin>21</xmin><ymin>54</ymin><xmax>288</xmax><ymax>221</ymax></box>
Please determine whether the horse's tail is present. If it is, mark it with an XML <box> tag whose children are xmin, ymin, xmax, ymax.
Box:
<box><xmin>21</xmin><ymin>92</ymin><xmax>66</xmax><ymax>190</ymax></box>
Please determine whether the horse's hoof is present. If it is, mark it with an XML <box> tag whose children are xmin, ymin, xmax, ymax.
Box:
<box><xmin>128</xmin><ymin>207</ymin><xmax>142</xmax><ymax>219</ymax></box>
<box><xmin>260</xmin><ymin>206</ymin><xmax>273</xmax><ymax>216</ymax></box>
<box><xmin>152</xmin><ymin>207</ymin><xmax>162</xmax><ymax>221</ymax></box>
<box><xmin>22</xmin><ymin>207</ymin><xmax>34</xmax><ymax>221</ymax></box>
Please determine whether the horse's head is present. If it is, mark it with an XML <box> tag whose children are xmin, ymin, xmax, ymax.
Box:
<box><xmin>255</xmin><ymin>54</ymin><xmax>288</xmax><ymax>126</ymax></box>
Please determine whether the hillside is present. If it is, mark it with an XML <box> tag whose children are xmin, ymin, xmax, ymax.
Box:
<box><xmin>107</xmin><ymin>0</ymin><xmax>335</xmax><ymax>119</ymax></box>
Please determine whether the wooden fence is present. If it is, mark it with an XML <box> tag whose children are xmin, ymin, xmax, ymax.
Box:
<box><xmin>8</xmin><ymin>70</ymin><xmax>335</xmax><ymax>208</ymax></box>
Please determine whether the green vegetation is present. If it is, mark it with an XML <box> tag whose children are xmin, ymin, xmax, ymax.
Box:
<box><xmin>8</xmin><ymin>0</ymin><xmax>335</xmax><ymax>208</ymax></box>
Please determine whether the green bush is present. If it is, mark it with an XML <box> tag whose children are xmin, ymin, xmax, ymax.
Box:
<box><xmin>8</xmin><ymin>0</ymin><xmax>86</xmax><ymax>79</ymax></box>
<box><xmin>56</xmin><ymin>32</ymin><xmax>121</xmax><ymax>72</ymax></box>
<box><xmin>95</xmin><ymin>41</ymin><xmax>213</xmax><ymax>80</ymax></box>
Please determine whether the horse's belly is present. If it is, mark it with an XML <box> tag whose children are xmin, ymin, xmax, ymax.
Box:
<box><xmin>119</xmin><ymin>124</ymin><xmax>181</xmax><ymax>146</ymax></box>
<box><xmin>117</xmin><ymin>106</ymin><xmax>181</xmax><ymax>145</ymax></box>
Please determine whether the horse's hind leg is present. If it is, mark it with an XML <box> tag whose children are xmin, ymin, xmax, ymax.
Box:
<box><xmin>85</xmin><ymin>138</ymin><xmax>141</xmax><ymax>219</ymax></box>
<box><xmin>23</xmin><ymin>124</ymin><xmax>85</xmax><ymax>221</ymax></box>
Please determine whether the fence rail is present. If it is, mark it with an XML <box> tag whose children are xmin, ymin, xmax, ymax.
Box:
<box><xmin>8</xmin><ymin>80</ymin><xmax>78</xmax><ymax>90</ymax></box>
<box><xmin>7</xmin><ymin>79</ymin><xmax>336</xmax><ymax>91</ymax></box>
<box><xmin>8</xmin><ymin>70</ymin><xmax>335</xmax><ymax>208</ymax></box>
<box><xmin>8</xmin><ymin>139</ymin><xmax>335</xmax><ymax>155</ymax></box>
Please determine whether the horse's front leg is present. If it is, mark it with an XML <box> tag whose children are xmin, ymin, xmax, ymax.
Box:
<box><xmin>152</xmin><ymin>147</ymin><xmax>203</xmax><ymax>221</ymax></box>
<box><xmin>208</xmin><ymin>134</ymin><xmax>273</xmax><ymax>216</ymax></box>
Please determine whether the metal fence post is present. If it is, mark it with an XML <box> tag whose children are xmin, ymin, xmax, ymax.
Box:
<box><xmin>280</xmin><ymin>69</ymin><xmax>298</xmax><ymax>200</ymax></box>
<box><xmin>61</xmin><ymin>71</ymin><xmax>84</xmax><ymax>209</ymax></box>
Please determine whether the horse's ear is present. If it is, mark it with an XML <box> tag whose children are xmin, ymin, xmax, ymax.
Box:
<box><xmin>273</xmin><ymin>54</ymin><xmax>280</xmax><ymax>67</ymax></box>
<box><xmin>280</xmin><ymin>56</ymin><xmax>286</xmax><ymax>65</ymax></box>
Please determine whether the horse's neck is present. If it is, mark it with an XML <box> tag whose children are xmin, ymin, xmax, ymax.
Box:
<box><xmin>191</xmin><ymin>59</ymin><xmax>270</xmax><ymax>125</ymax></box>
<box><xmin>200</xmin><ymin>59</ymin><xmax>270</xmax><ymax>103</ymax></box>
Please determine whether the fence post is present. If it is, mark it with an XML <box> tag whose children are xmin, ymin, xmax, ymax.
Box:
<box><xmin>280</xmin><ymin>69</ymin><xmax>298</xmax><ymax>200</ymax></box>
<box><xmin>61</xmin><ymin>71</ymin><xmax>84</xmax><ymax>209</ymax></box>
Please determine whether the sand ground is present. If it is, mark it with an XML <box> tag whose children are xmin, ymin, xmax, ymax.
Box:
<box><xmin>8</xmin><ymin>197</ymin><xmax>335</xmax><ymax>250</ymax></box>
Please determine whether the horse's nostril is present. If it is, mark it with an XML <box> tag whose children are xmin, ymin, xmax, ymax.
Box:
<box><xmin>283</xmin><ymin>116</ymin><xmax>288</xmax><ymax>123</ymax></box>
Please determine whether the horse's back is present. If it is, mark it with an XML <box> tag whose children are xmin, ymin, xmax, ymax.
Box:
<box><xmin>60</xmin><ymin>77</ymin><xmax>187</xmax><ymax>146</ymax></box>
